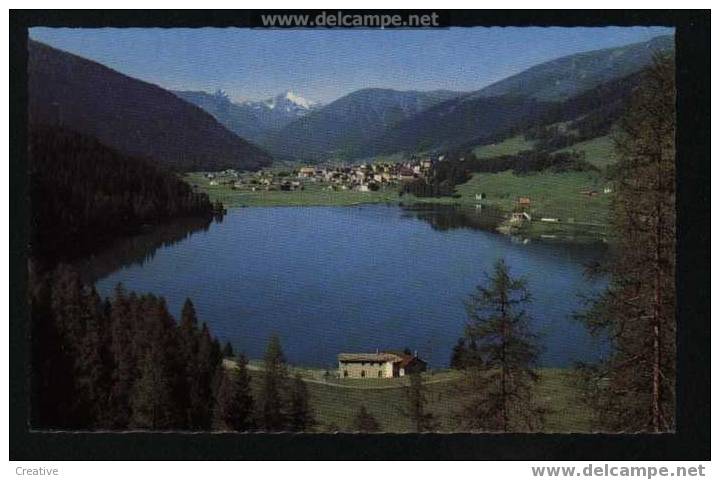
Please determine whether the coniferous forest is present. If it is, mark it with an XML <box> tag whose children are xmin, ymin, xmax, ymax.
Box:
<box><xmin>28</xmin><ymin>125</ymin><xmax>235</xmax><ymax>430</ymax></box>
<box><xmin>29</xmin><ymin>125</ymin><xmax>222</xmax><ymax>267</ymax></box>
<box><xmin>27</xmin><ymin>125</ymin><xmax>316</xmax><ymax>432</ymax></box>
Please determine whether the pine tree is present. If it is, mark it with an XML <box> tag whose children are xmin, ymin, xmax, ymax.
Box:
<box><xmin>213</xmin><ymin>354</ymin><xmax>255</xmax><ymax>431</ymax></box>
<box><xmin>130</xmin><ymin>347</ymin><xmax>175</xmax><ymax>429</ymax></box>
<box><xmin>177</xmin><ymin>299</ymin><xmax>202</xmax><ymax>428</ymax></box>
<box><xmin>403</xmin><ymin>371</ymin><xmax>435</xmax><ymax>432</ymax></box>
<box><xmin>458</xmin><ymin>258</ymin><xmax>544</xmax><ymax>432</ymax></box>
<box><xmin>577</xmin><ymin>56</ymin><xmax>676</xmax><ymax>432</ymax></box>
<box><xmin>222</xmin><ymin>341</ymin><xmax>235</xmax><ymax>358</ymax></box>
<box><xmin>288</xmin><ymin>373</ymin><xmax>314</xmax><ymax>432</ymax></box>
<box><xmin>450</xmin><ymin>337</ymin><xmax>468</xmax><ymax>369</ymax></box>
<box><xmin>352</xmin><ymin>405</ymin><xmax>381</xmax><ymax>433</ymax></box>
<box><xmin>107</xmin><ymin>284</ymin><xmax>138</xmax><ymax>428</ymax></box>
<box><xmin>261</xmin><ymin>334</ymin><xmax>288</xmax><ymax>431</ymax></box>
<box><xmin>75</xmin><ymin>286</ymin><xmax>112</xmax><ymax>428</ymax></box>
<box><xmin>179</xmin><ymin>298</ymin><xmax>199</xmax><ymax>357</ymax></box>
<box><xmin>191</xmin><ymin>322</ymin><xmax>221</xmax><ymax>430</ymax></box>
<box><xmin>450</xmin><ymin>336</ymin><xmax>482</xmax><ymax>369</ymax></box>
<box><xmin>129</xmin><ymin>298</ymin><xmax>180</xmax><ymax>429</ymax></box>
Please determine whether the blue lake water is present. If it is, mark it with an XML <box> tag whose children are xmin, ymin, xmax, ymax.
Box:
<box><xmin>94</xmin><ymin>205</ymin><xmax>608</xmax><ymax>368</ymax></box>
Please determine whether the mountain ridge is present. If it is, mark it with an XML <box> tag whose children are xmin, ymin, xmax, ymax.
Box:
<box><xmin>28</xmin><ymin>40</ymin><xmax>273</xmax><ymax>171</ymax></box>
<box><xmin>472</xmin><ymin>34</ymin><xmax>674</xmax><ymax>101</ymax></box>
<box><xmin>173</xmin><ymin>89</ymin><xmax>319</xmax><ymax>147</ymax></box>
<box><xmin>264</xmin><ymin>87</ymin><xmax>463</xmax><ymax>162</ymax></box>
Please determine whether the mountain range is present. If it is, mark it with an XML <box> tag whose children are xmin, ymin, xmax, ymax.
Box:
<box><xmin>263</xmin><ymin>88</ymin><xmax>462</xmax><ymax>162</ymax></box>
<box><xmin>471</xmin><ymin>34</ymin><xmax>674</xmax><ymax>101</ymax></box>
<box><xmin>173</xmin><ymin>90</ymin><xmax>320</xmax><ymax>147</ymax></box>
<box><xmin>27</xmin><ymin>33</ymin><xmax>674</xmax><ymax>169</ymax></box>
<box><xmin>28</xmin><ymin>40</ymin><xmax>272</xmax><ymax>171</ymax></box>
<box><xmin>277</xmin><ymin>34</ymin><xmax>674</xmax><ymax>161</ymax></box>
<box><xmin>210</xmin><ymin>34</ymin><xmax>672</xmax><ymax>162</ymax></box>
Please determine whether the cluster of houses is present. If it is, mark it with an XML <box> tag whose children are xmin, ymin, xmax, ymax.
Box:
<box><xmin>202</xmin><ymin>157</ymin><xmax>444</xmax><ymax>193</ymax></box>
<box><xmin>296</xmin><ymin>158</ymin><xmax>438</xmax><ymax>192</ymax></box>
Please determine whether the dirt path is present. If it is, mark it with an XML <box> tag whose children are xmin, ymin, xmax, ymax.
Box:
<box><xmin>224</xmin><ymin>359</ymin><xmax>460</xmax><ymax>390</ymax></box>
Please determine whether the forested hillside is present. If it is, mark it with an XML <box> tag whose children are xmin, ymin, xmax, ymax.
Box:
<box><xmin>265</xmin><ymin>88</ymin><xmax>461</xmax><ymax>162</ymax></box>
<box><xmin>371</xmin><ymin>42</ymin><xmax>669</xmax><ymax>161</ymax></box>
<box><xmin>473</xmin><ymin>34</ymin><xmax>673</xmax><ymax>101</ymax></box>
<box><xmin>28</xmin><ymin>40</ymin><xmax>273</xmax><ymax>171</ymax></box>
<box><xmin>29</xmin><ymin>126</ymin><xmax>222</xmax><ymax>267</ymax></box>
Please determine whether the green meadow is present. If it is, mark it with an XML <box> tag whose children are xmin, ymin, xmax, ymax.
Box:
<box><xmin>556</xmin><ymin>135</ymin><xmax>618</xmax><ymax>168</ymax></box>
<box><xmin>233</xmin><ymin>361</ymin><xmax>594</xmax><ymax>432</ymax></box>
<box><xmin>472</xmin><ymin>135</ymin><xmax>536</xmax><ymax>159</ymax></box>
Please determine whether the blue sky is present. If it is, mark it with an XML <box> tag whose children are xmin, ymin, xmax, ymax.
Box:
<box><xmin>29</xmin><ymin>26</ymin><xmax>673</xmax><ymax>104</ymax></box>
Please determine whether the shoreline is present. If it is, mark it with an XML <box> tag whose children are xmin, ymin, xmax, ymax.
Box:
<box><xmin>186</xmin><ymin>170</ymin><xmax>612</xmax><ymax>243</ymax></box>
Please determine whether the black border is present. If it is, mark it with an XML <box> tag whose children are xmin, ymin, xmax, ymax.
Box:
<box><xmin>9</xmin><ymin>10</ymin><xmax>710</xmax><ymax>461</ymax></box>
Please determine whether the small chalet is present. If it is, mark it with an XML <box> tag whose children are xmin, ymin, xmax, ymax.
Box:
<box><xmin>511</xmin><ymin>211</ymin><xmax>532</xmax><ymax>222</ymax></box>
<box><xmin>338</xmin><ymin>351</ymin><xmax>427</xmax><ymax>379</ymax></box>
<box><xmin>298</xmin><ymin>166</ymin><xmax>316</xmax><ymax>178</ymax></box>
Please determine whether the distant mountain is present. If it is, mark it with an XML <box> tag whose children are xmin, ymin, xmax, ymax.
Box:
<box><xmin>363</xmin><ymin>94</ymin><xmax>554</xmax><ymax>157</ymax></box>
<box><xmin>356</xmin><ymin>35</ymin><xmax>674</xmax><ymax>157</ymax></box>
<box><xmin>473</xmin><ymin>34</ymin><xmax>674</xmax><ymax>101</ymax></box>
<box><xmin>265</xmin><ymin>88</ymin><xmax>462</xmax><ymax>162</ymax></box>
<box><xmin>28</xmin><ymin>40</ymin><xmax>272</xmax><ymax>171</ymax></box>
<box><xmin>173</xmin><ymin>90</ymin><xmax>319</xmax><ymax>146</ymax></box>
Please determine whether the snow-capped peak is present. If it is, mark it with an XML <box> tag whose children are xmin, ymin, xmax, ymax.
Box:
<box><xmin>282</xmin><ymin>91</ymin><xmax>314</xmax><ymax>109</ymax></box>
<box><xmin>264</xmin><ymin>91</ymin><xmax>315</xmax><ymax>110</ymax></box>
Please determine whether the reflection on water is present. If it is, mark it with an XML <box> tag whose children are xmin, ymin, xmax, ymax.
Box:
<box><xmin>72</xmin><ymin>216</ymin><xmax>214</xmax><ymax>284</ymax></box>
<box><xmin>401</xmin><ymin>203</ymin><xmax>505</xmax><ymax>232</ymax></box>
<box><xmin>91</xmin><ymin>205</ymin><xmax>609</xmax><ymax>369</ymax></box>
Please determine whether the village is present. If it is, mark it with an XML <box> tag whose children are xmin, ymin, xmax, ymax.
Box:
<box><xmin>202</xmin><ymin>156</ymin><xmax>441</xmax><ymax>193</ymax></box>
<box><xmin>190</xmin><ymin>155</ymin><xmax>614</xmax><ymax>242</ymax></box>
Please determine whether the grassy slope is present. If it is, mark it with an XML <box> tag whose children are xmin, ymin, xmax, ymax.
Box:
<box><xmin>472</xmin><ymin>135</ymin><xmax>536</xmax><ymax>159</ymax></box>
<box><xmin>556</xmin><ymin>135</ymin><xmax>617</xmax><ymax>168</ymax></box>
<box><xmin>240</xmin><ymin>365</ymin><xmax>593</xmax><ymax>432</ymax></box>
<box><xmin>453</xmin><ymin>171</ymin><xmax>610</xmax><ymax>223</ymax></box>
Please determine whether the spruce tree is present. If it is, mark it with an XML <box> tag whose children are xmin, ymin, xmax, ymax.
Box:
<box><xmin>107</xmin><ymin>284</ymin><xmax>137</xmax><ymax>428</ymax></box>
<box><xmin>577</xmin><ymin>56</ymin><xmax>676</xmax><ymax>432</ymax></box>
<box><xmin>403</xmin><ymin>371</ymin><xmax>435</xmax><ymax>432</ymax></box>
<box><xmin>288</xmin><ymin>373</ymin><xmax>314</xmax><ymax>432</ymax></box>
<box><xmin>458</xmin><ymin>258</ymin><xmax>544</xmax><ymax>432</ymax></box>
<box><xmin>261</xmin><ymin>334</ymin><xmax>288</xmax><ymax>431</ymax></box>
<box><xmin>222</xmin><ymin>341</ymin><xmax>235</xmax><ymax>358</ymax></box>
<box><xmin>130</xmin><ymin>347</ymin><xmax>174</xmax><ymax>429</ymax></box>
<box><xmin>450</xmin><ymin>337</ymin><xmax>468</xmax><ymax>369</ymax></box>
<box><xmin>177</xmin><ymin>299</ymin><xmax>202</xmax><ymax>428</ymax></box>
<box><xmin>214</xmin><ymin>354</ymin><xmax>255</xmax><ymax>431</ymax></box>
<box><xmin>75</xmin><ymin>286</ymin><xmax>112</xmax><ymax>428</ymax></box>
<box><xmin>192</xmin><ymin>322</ymin><xmax>221</xmax><ymax>430</ymax></box>
<box><xmin>129</xmin><ymin>298</ymin><xmax>180</xmax><ymax>429</ymax></box>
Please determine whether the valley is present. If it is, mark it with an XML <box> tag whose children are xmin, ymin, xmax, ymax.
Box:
<box><xmin>185</xmin><ymin>129</ymin><xmax>615</xmax><ymax>241</ymax></box>
<box><xmin>26</xmin><ymin>26</ymin><xmax>677</xmax><ymax>434</ymax></box>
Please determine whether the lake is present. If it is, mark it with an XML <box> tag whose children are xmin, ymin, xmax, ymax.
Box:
<box><xmin>93</xmin><ymin>204</ymin><xmax>609</xmax><ymax>368</ymax></box>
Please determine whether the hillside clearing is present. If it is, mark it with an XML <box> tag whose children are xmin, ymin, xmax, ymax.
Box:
<box><xmin>472</xmin><ymin>135</ymin><xmax>536</xmax><ymax>159</ymax></box>
<box><xmin>226</xmin><ymin>360</ymin><xmax>594</xmax><ymax>432</ymax></box>
<box><xmin>556</xmin><ymin>135</ymin><xmax>618</xmax><ymax>168</ymax></box>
